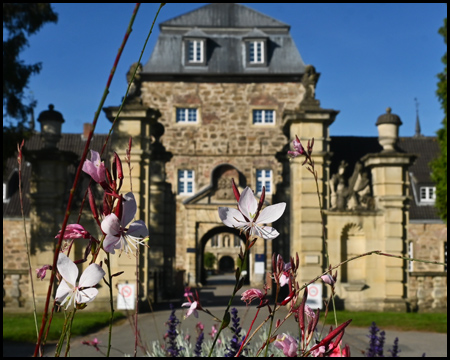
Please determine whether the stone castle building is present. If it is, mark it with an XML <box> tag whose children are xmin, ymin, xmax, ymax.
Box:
<box><xmin>3</xmin><ymin>4</ymin><xmax>446</xmax><ymax>312</ymax></box>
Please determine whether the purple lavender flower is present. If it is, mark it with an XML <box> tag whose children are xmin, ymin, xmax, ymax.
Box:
<box><xmin>225</xmin><ymin>307</ymin><xmax>244</xmax><ymax>357</ymax></box>
<box><xmin>366</xmin><ymin>322</ymin><xmax>406</xmax><ymax>358</ymax></box>
<box><xmin>165</xmin><ymin>304</ymin><xmax>183</xmax><ymax>357</ymax></box>
<box><xmin>388</xmin><ymin>337</ymin><xmax>401</xmax><ymax>357</ymax></box>
<box><xmin>366</xmin><ymin>322</ymin><xmax>382</xmax><ymax>357</ymax></box>
<box><xmin>194</xmin><ymin>331</ymin><xmax>204</xmax><ymax>357</ymax></box>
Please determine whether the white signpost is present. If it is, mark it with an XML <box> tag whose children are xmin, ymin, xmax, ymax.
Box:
<box><xmin>117</xmin><ymin>283</ymin><xmax>135</xmax><ymax>310</ymax></box>
<box><xmin>305</xmin><ymin>282</ymin><xmax>323</xmax><ymax>310</ymax></box>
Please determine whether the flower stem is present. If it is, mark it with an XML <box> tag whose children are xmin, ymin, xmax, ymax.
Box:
<box><xmin>33</xmin><ymin>5</ymin><xmax>141</xmax><ymax>356</ymax></box>
<box><xmin>106</xmin><ymin>253</ymin><xmax>114</xmax><ymax>357</ymax></box>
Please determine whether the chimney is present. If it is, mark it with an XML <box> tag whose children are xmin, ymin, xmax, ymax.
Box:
<box><xmin>82</xmin><ymin>123</ymin><xmax>93</xmax><ymax>141</ymax></box>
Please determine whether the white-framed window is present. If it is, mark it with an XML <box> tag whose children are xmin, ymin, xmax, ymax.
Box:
<box><xmin>252</xmin><ymin>109</ymin><xmax>275</xmax><ymax>125</ymax></box>
<box><xmin>248</xmin><ymin>40</ymin><xmax>265</xmax><ymax>64</ymax></box>
<box><xmin>3</xmin><ymin>183</ymin><xmax>7</xmax><ymax>203</ymax></box>
<box><xmin>211</xmin><ymin>235</ymin><xmax>219</xmax><ymax>248</ymax></box>
<box><xmin>178</xmin><ymin>169</ymin><xmax>195</xmax><ymax>195</ymax></box>
<box><xmin>408</xmin><ymin>241</ymin><xmax>414</xmax><ymax>272</ymax></box>
<box><xmin>176</xmin><ymin>108</ymin><xmax>198</xmax><ymax>123</ymax></box>
<box><xmin>187</xmin><ymin>39</ymin><xmax>204</xmax><ymax>63</ymax></box>
<box><xmin>256</xmin><ymin>169</ymin><xmax>272</xmax><ymax>194</ymax></box>
<box><xmin>420</xmin><ymin>186</ymin><xmax>436</xmax><ymax>203</ymax></box>
<box><xmin>223</xmin><ymin>235</ymin><xmax>230</xmax><ymax>248</ymax></box>
<box><xmin>444</xmin><ymin>241</ymin><xmax>447</xmax><ymax>272</ymax></box>
<box><xmin>234</xmin><ymin>235</ymin><xmax>241</xmax><ymax>248</ymax></box>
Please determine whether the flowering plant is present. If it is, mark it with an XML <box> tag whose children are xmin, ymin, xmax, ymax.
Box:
<box><xmin>11</xmin><ymin>4</ymin><xmax>443</xmax><ymax>358</ymax></box>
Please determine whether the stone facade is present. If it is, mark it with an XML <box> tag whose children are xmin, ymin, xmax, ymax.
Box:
<box><xmin>407</xmin><ymin>223</ymin><xmax>447</xmax><ymax>312</ymax></box>
<box><xmin>3</xmin><ymin>219</ymin><xmax>31</xmax><ymax>309</ymax></box>
<box><xmin>3</xmin><ymin>3</ymin><xmax>446</xmax><ymax>313</ymax></box>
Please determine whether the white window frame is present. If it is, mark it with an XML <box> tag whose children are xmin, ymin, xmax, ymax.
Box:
<box><xmin>419</xmin><ymin>186</ymin><xmax>436</xmax><ymax>203</ymax></box>
<box><xmin>176</xmin><ymin>108</ymin><xmax>198</xmax><ymax>123</ymax></box>
<box><xmin>178</xmin><ymin>169</ymin><xmax>195</xmax><ymax>195</ymax></box>
<box><xmin>3</xmin><ymin>183</ymin><xmax>8</xmax><ymax>203</ymax></box>
<box><xmin>187</xmin><ymin>39</ymin><xmax>204</xmax><ymax>63</ymax></box>
<box><xmin>256</xmin><ymin>169</ymin><xmax>273</xmax><ymax>194</ymax></box>
<box><xmin>408</xmin><ymin>241</ymin><xmax>414</xmax><ymax>272</ymax></box>
<box><xmin>249</xmin><ymin>40</ymin><xmax>265</xmax><ymax>64</ymax></box>
<box><xmin>252</xmin><ymin>109</ymin><xmax>275</xmax><ymax>125</ymax></box>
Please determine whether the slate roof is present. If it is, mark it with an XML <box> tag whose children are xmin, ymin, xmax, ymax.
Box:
<box><xmin>160</xmin><ymin>3</ymin><xmax>290</xmax><ymax>29</ymax></box>
<box><xmin>329</xmin><ymin>136</ymin><xmax>442</xmax><ymax>222</ymax></box>
<box><xmin>3</xmin><ymin>133</ymin><xmax>111</xmax><ymax>218</ymax></box>
<box><xmin>142</xmin><ymin>3</ymin><xmax>306</xmax><ymax>78</ymax></box>
<box><xmin>398</xmin><ymin>136</ymin><xmax>441</xmax><ymax>222</ymax></box>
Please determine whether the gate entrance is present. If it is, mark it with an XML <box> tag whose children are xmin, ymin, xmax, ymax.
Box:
<box><xmin>198</xmin><ymin>226</ymin><xmax>248</xmax><ymax>285</ymax></box>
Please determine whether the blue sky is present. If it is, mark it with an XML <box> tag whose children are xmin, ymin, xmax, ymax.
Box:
<box><xmin>12</xmin><ymin>3</ymin><xmax>447</xmax><ymax>137</ymax></box>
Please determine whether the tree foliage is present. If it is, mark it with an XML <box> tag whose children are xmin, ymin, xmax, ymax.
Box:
<box><xmin>431</xmin><ymin>18</ymin><xmax>447</xmax><ymax>223</ymax></box>
<box><xmin>3</xmin><ymin>3</ymin><xmax>58</xmax><ymax>169</ymax></box>
<box><xmin>204</xmin><ymin>252</ymin><xmax>216</xmax><ymax>270</ymax></box>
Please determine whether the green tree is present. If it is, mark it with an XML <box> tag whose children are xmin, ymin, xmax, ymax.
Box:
<box><xmin>431</xmin><ymin>18</ymin><xmax>447</xmax><ymax>223</ymax></box>
<box><xmin>3</xmin><ymin>3</ymin><xmax>58</xmax><ymax>169</ymax></box>
<box><xmin>204</xmin><ymin>252</ymin><xmax>216</xmax><ymax>270</ymax></box>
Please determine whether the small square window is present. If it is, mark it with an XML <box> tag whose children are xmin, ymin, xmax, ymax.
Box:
<box><xmin>176</xmin><ymin>108</ymin><xmax>198</xmax><ymax>123</ymax></box>
<box><xmin>253</xmin><ymin>110</ymin><xmax>275</xmax><ymax>125</ymax></box>
<box><xmin>419</xmin><ymin>186</ymin><xmax>436</xmax><ymax>203</ymax></box>
<box><xmin>178</xmin><ymin>170</ymin><xmax>195</xmax><ymax>195</ymax></box>
<box><xmin>256</xmin><ymin>169</ymin><xmax>272</xmax><ymax>194</ymax></box>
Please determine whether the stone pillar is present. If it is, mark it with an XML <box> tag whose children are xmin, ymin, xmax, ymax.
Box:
<box><xmin>362</xmin><ymin>108</ymin><xmax>415</xmax><ymax>311</ymax></box>
<box><xmin>26</xmin><ymin>105</ymin><xmax>78</xmax><ymax>310</ymax></box>
<box><xmin>283</xmin><ymin>76</ymin><xmax>338</xmax><ymax>285</ymax></box>
<box><xmin>104</xmin><ymin>101</ymin><xmax>174</xmax><ymax>304</ymax></box>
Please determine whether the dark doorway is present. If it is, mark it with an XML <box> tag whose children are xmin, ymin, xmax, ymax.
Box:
<box><xmin>219</xmin><ymin>255</ymin><xmax>234</xmax><ymax>272</ymax></box>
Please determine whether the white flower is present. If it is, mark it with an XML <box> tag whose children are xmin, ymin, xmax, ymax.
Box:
<box><xmin>55</xmin><ymin>253</ymin><xmax>105</xmax><ymax>310</ymax></box>
<box><xmin>101</xmin><ymin>192</ymin><xmax>149</xmax><ymax>255</ymax></box>
<box><xmin>218</xmin><ymin>187</ymin><xmax>286</xmax><ymax>239</ymax></box>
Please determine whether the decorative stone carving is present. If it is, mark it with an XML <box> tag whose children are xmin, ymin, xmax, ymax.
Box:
<box><xmin>330</xmin><ymin>160</ymin><xmax>374</xmax><ymax>210</ymax></box>
<box><xmin>300</xmin><ymin>65</ymin><xmax>321</xmax><ymax>109</ymax></box>
<box><xmin>126</xmin><ymin>62</ymin><xmax>143</xmax><ymax>100</ymax></box>
<box><xmin>216</xmin><ymin>177</ymin><xmax>235</xmax><ymax>200</ymax></box>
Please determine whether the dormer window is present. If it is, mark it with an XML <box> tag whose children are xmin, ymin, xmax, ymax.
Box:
<box><xmin>183</xmin><ymin>30</ymin><xmax>208</xmax><ymax>67</ymax></box>
<box><xmin>420</xmin><ymin>186</ymin><xmax>436</xmax><ymax>203</ymax></box>
<box><xmin>244</xmin><ymin>29</ymin><xmax>268</xmax><ymax>67</ymax></box>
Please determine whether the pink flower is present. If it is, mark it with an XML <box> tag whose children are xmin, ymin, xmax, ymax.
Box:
<box><xmin>82</xmin><ymin>337</ymin><xmax>101</xmax><ymax>352</ymax></box>
<box><xmin>274</xmin><ymin>333</ymin><xmax>298</xmax><ymax>357</ymax></box>
<box><xmin>182</xmin><ymin>301</ymin><xmax>199</xmax><ymax>318</ymax></box>
<box><xmin>321</xmin><ymin>273</ymin><xmax>336</xmax><ymax>286</ymax></box>
<box><xmin>218</xmin><ymin>187</ymin><xmax>285</xmax><ymax>240</ymax></box>
<box><xmin>288</xmin><ymin>135</ymin><xmax>306</xmax><ymax>158</ymax></box>
<box><xmin>328</xmin><ymin>341</ymin><xmax>351</xmax><ymax>357</ymax></box>
<box><xmin>209</xmin><ymin>324</ymin><xmax>218</xmax><ymax>338</ymax></box>
<box><xmin>101</xmin><ymin>192</ymin><xmax>148</xmax><ymax>255</ymax></box>
<box><xmin>56</xmin><ymin>224</ymin><xmax>91</xmax><ymax>240</ymax></box>
<box><xmin>240</xmin><ymin>288</ymin><xmax>265</xmax><ymax>305</ymax></box>
<box><xmin>82</xmin><ymin>150</ymin><xmax>106</xmax><ymax>184</ymax></box>
<box><xmin>36</xmin><ymin>265</ymin><xmax>52</xmax><ymax>280</ymax></box>
<box><xmin>55</xmin><ymin>253</ymin><xmax>105</xmax><ymax>310</ymax></box>
<box><xmin>184</xmin><ymin>287</ymin><xmax>193</xmax><ymax>298</ymax></box>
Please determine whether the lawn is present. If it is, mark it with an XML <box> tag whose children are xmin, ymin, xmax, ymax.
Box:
<box><xmin>3</xmin><ymin>311</ymin><xmax>125</xmax><ymax>344</ymax></box>
<box><xmin>321</xmin><ymin>310</ymin><xmax>447</xmax><ymax>333</ymax></box>
<box><xmin>3</xmin><ymin>309</ymin><xmax>446</xmax><ymax>345</ymax></box>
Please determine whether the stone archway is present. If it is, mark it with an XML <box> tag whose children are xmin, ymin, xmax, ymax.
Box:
<box><xmin>198</xmin><ymin>226</ymin><xmax>247</xmax><ymax>285</ymax></box>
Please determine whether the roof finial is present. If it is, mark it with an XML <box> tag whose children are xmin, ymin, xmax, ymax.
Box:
<box><xmin>414</xmin><ymin>98</ymin><xmax>422</xmax><ymax>137</ymax></box>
